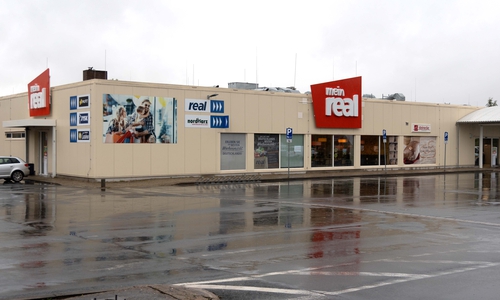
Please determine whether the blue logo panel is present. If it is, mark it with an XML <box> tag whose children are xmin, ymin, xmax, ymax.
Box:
<box><xmin>210</xmin><ymin>100</ymin><xmax>224</xmax><ymax>113</ymax></box>
<box><xmin>70</xmin><ymin>113</ymin><xmax>78</xmax><ymax>126</ymax></box>
<box><xmin>70</xmin><ymin>129</ymin><xmax>78</xmax><ymax>143</ymax></box>
<box><xmin>210</xmin><ymin>115</ymin><xmax>229</xmax><ymax>128</ymax></box>
<box><xmin>70</xmin><ymin>96</ymin><xmax>78</xmax><ymax>110</ymax></box>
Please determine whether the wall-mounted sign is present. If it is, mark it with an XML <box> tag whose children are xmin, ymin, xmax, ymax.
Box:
<box><xmin>70</xmin><ymin>128</ymin><xmax>90</xmax><ymax>143</ymax></box>
<box><xmin>70</xmin><ymin>94</ymin><xmax>90</xmax><ymax>110</ymax></box>
<box><xmin>185</xmin><ymin>115</ymin><xmax>210</xmax><ymax>128</ymax></box>
<box><xmin>185</xmin><ymin>115</ymin><xmax>229</xmax><ymax>128</ymax></box>
<box><xmin>185</xmin><ymin>99</ymin><xmax>225</xmax><ymax>113</ymax></box>
<box><xmin>412</xmin><ymin>123</ymin><xmax>431</xmax><ymax>133</ymax></box>
<box><xmin>210</xmin><ymin>100</ymin><xmax>224</xmax><ymax>113</ymax></box>
<box><xmin>28</xmin><ymin>68</ymin><xmax>50</xmax><ymax>117</ymax></box>
<box><xmin>310</xmin><ymin>76</ymin><xmax>362</xmax><ymax>129</ymax></box>
<box><xmin>70</xmin><ymin>111</ymin><xmax>90</xmax><ymax>127</ymax></box>
<box><xmin>211</xmin><ymin>115</ymin><xmax>229</xmax><ymax>128</ymax></box>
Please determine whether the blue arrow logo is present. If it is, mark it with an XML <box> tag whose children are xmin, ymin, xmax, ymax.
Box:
<box><xmin>210</xmin><ymin>115</ymin><xmax>229</xmax><ymax>128</ymax></box>
<box><xmin>211</xmin><ymin>100</ymin><xmax>224</xmax><ymax>113</ymax></box>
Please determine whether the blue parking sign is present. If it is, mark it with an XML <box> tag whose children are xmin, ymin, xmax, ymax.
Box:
<box><xmin>286</xmin><ymin>128</ymin><xmax>293</xmax><ymax>140</ymax></box>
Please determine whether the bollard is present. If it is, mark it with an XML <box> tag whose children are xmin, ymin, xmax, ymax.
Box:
<box><xmin>101</xmin><ymin>178</ymin><xmax>106</xmax><ymax>191</ymax></box>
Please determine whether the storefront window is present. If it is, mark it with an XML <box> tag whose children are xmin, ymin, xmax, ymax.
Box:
<box><xmin>334</xmin><ymin>135</ymin><xmax>354</xmax><ymax>166</ymax></box>
<box><xmin>280</xmin><ymin>134</ymin><xmax>304</xmax><ymax>168</ymax></box>
<box><xmin>221</xmin><ymin>133</ymin><xmax>246</xmax><ymax>170</ymax></box>
<box><xmin>361</xmin><ymin>135</ymin><xmax>380</xmax><ymax>165</ymax></box>
<box><xmin>254</xmin><ymin>134</ymin><xmax>280</xmax><ymax>169</ymax></box>
<box><xmin>361</xmin><ymin>135</ymin><xmax>397</xmax><ymax>166</ymax></box>
<box><xmin>311</xmin><ymin>135</ymin><xmax>332</xmax><ymax>167</ymax></box>
<box><xmin>387</xmin><ymin>136</ymin><xmax>398</xmax><ymax>165</ymax></box>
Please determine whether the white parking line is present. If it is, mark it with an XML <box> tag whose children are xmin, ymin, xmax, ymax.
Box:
<box><xmin>325</xmin><ymin>262</ymin><xmax>500</xmax><ymax>296</ymax></box>
<box><xmin>176</xmin><ymin>261</ymin><xmax>500</xmax><ymax>296</ymax></box>
<box><xmin>179</xmin><ymin>284</ymin><xmax>322</xmax><ymax>296</ymax></box>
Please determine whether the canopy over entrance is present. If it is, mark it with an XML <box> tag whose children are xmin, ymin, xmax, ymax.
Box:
<box><xmin>2</xmin><ymin>119</ymin><xmax>57</xmax><ymax>177</ymax></box>
<box><xmin>457</xmin><ymin>107</ymin><xmax>500</xmax><ymax>168</ymax></box>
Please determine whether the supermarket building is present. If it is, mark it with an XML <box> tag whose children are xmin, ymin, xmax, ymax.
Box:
<box><xmin>1</xmin><ymin>69</ymin><xmax>498</xmax><ymax>180</ymax></box>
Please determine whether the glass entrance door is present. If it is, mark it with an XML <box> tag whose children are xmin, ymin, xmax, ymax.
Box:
<box><xmin>475</xmin><ymin>138</ymin><xmax>499</xmax><ymax>167</ymax></box>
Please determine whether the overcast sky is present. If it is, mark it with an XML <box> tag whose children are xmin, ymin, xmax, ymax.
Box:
<box><xmin>1</xmin><ymin>0</ymin><xmax>499</xmax><ymax>106</ymax></box>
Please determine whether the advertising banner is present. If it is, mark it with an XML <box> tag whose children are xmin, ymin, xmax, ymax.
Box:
<box><xmin>310</xmin><ymin>76</ymin><xmax>362</xmax><ymax>129</ymax></box>
<box><xmin>102</xmin><ymin>94</ymin><xmax>177</xmax><ymax>144</ymax></box>
<box><xmin>403</xmin><ymin>136</ymin><xmax>436</xmax><ymax>164</ymax></box>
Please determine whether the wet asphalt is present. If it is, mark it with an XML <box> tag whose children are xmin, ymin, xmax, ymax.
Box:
<box><xmin>1</xmin><ymin>170</ymin><xmax>500</xmax><ymax>299</ymax></box>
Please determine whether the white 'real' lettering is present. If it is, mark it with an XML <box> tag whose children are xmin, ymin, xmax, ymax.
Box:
<box><xmin>325</xmin><ymin>95</ymin><xmax>358</xmax><ymax>117</ymax></box>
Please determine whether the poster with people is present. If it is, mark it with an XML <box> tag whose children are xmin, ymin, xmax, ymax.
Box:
<box><xmin>102</xmin><ymin>94</ymin><xmax>177</xmax><ymax>144</ymax></box>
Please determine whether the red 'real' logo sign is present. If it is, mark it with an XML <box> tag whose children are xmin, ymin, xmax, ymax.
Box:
<box><xmin>28</xmin><ymin>68</ymin><xmax>50</xmax><ymax>117</ymax></box>
<box><xmin>310</xmin><ymin>76</ymin><xmax>362</xmax><ymax>129</ymax></box>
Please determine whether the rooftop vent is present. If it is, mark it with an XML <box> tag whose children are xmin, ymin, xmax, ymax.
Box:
<box><xmin>228</xmin><ymin>82</ymin><xmax>258</xmax><ymax>90</ymax></box>
<box><xmin>83</xmin><ymin>67</ymin><xmax>108</xmax><ymax>81</ymax></box>
<box><xmin>384</xmin><ymin>93</ymin><xmax>405</xmax><ymax>101</ymax></box>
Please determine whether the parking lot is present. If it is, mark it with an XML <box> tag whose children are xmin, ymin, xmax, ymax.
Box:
<box><xmin>1</xmin><ymin>171</ymin><xmax>500</xmax><ymax>299</ymax></box>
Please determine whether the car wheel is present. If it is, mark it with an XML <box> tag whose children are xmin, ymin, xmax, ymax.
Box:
<box><xmin>11</xmin><ymin>171</ymin><xmax>24</xmax><ymax>183</ymax></box>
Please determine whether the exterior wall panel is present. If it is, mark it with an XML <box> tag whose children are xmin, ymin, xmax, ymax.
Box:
<box><xmin>0</xmin><ymin>78</ymin><xmax>491</xmax><ymax>180</ymax></box>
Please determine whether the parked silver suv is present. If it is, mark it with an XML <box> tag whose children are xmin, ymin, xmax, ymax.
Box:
<box><xmin>0</xmin><ymin>156</ymin><xmax>30</xmax><ymax>182</ymax></box>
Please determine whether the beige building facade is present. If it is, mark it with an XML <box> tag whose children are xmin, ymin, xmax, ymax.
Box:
<box><xmin>1</xmin><ymin>74</ymin><xmax>497</xmax><ymax>181</ymax></box>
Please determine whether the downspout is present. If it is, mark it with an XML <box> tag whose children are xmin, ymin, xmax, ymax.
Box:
<box><xmin>456</xmin><ymin>124</ymin><xmax>459</xmax><ymax>167</ymax></box>
<box><xmin>25</xmin><ymin>127</ymin><xmax>30</xmax><ymax>163</ymax></box>
<box><xmin>479</xmin><ymin>125</ymin><xmax>483</xmax><ymax>169</ymax></box>
<box><xmin>52</xmin><ymin>125</ymin><xmax>57</xmax><ymax>177</ymax></box>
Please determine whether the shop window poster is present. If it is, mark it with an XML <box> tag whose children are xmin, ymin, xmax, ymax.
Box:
<box><xmin>403</xmin><ymin>136</ymin><xmax>436</xmax><ymax>164</ymax></box>
<box><xmin>102</xmin><ymin>94</ymin><xmax>177</xmax><ymax>144</ymax></box>
<box><xmin>254</xmin><ymin>134</ymin><xmax>280</xmax><ymax>169</ymax></box>
<box><xmin>221</xmin><ymin>133</ymin><xmax>246</xmax><ymax>170</ymax></box>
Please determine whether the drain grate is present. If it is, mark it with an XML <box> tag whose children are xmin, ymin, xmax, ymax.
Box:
<box><xmin>196</xmin><ymin>174</ymin><xmax>261</xmax><ymax>184</ymax></box>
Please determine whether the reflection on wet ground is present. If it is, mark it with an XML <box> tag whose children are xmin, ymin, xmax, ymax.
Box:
<box><xmin>0</xmin><ymin>172</ymin><xmax>499</xmax><ymax>299</ymax></box>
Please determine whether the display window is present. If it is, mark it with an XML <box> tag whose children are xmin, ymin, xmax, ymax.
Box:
<box><xmin>254</xmin><ymin>134</ymin><xmax>280</xmax><ymax>169</ymax></box>
<box><xmin>221</xmin><ymin>133</ymin><xmax>246</xmax><ymax>170</ymax></box>
<box><xmin>280</xmin><ymin>134</ymin><xmax>304</xmax><ymax>168</ymax></box>
<box><xmin>333</xmin><ymin>135</ymin><xmax>354</xmax><ymax>166</ymax></box>
<box><xmin>311</xmin><ymin>135</ymin><xmax>332</xmax><ymax>167</ymax></box>
<box><xmin>361</xmin><ymin>135</ymin><xmax>398</xmax><ymax>166</ymax></box>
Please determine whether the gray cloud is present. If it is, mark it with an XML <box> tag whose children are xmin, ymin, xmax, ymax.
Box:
<box><xmin>1</xmin><ymin>0</ymin><xmax>498</xmax><ymax>106</ymax></box>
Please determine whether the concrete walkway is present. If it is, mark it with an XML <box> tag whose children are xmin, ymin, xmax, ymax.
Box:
<box><xmin>25</xmin><ymin>166</ymin><xmax>496</xmax><ymax>189</ymax></box>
